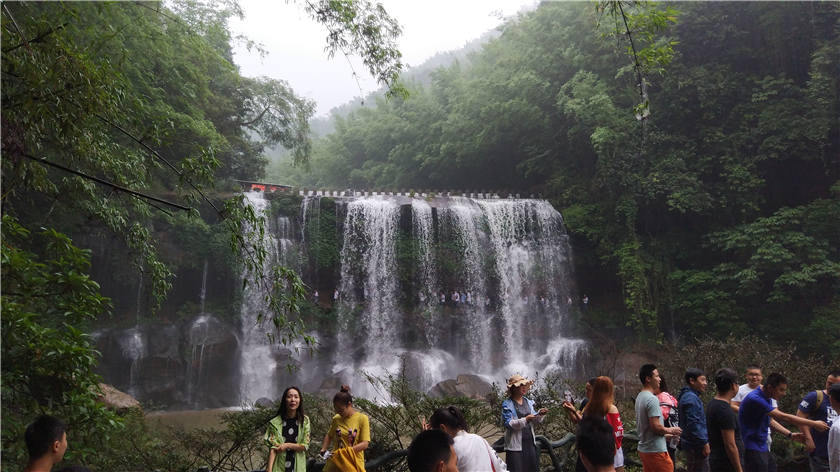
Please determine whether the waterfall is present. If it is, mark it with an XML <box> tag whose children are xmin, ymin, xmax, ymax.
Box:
<box><xmin>478</xmin><ymin>199</ymin><xmax>576</xmax><ymax>374</ymax></box>
<box><xmin>441</xmin><ymin>198</ymin><xmax>492</xmax><ymax>370</ymax></box>
<box><xmin>301</xmin><ymin>196</ymin><xmax>320</xmax><ymax>248</ymax></box>
<box><xmin>276</xmin><ymin>215</ymin><xmax>297</xmax><ymax>268</ymax></box>
<box><xmin>411</xmin><ymin>200</ymin><xmax>441</xmax><ymax>346</ymax></box>
<box><xmin>238</xmin><ymin>191</ymin><xmax>281</xmax><ymax>404</ymax></box>
<box><xmin>235</xmin><ymin>193</ymin><xmax>584</xmax><ymax>404</ymax></box>
<box><xmin>335</xmin><ymin>198</ymin><xmax>400</xmax><ymax>363</ymax></box>
<box><xmin>185</xmin><ymin>315</ymin><xmax>209</xmax><ymax>407</ymax></box>
<box><xmin>135</xmin><ymin>273</ymin><xmax>143</xmax><ymax>324</ymax></box>
<box><xmin>411</xmin><ymin>199</ymin><xmax>437</xmax><ymax>304</ymax></box>
<box><xmin>199</xmin><ymin>258</ymin><xmax>208</xmax><ymax>314</ymax></box>
<box><xmin>119</xmin><ymin>327</ymin><xmax>145</xmax><ymax>397</ymax></box>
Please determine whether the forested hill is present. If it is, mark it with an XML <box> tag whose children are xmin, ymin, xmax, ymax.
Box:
<box><xmin>284</xmin><ymin>2</ymin><xmax>840</xmax><ymax>352</ymax></box>
<box><xmin>306</xmin><ymin>30</ymin><xmax>498</xmax><ymax>138</ymax></box>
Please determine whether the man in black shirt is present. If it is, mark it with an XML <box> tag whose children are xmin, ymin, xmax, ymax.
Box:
<box><xmin>707</xmin><ymin>368</ymin><xmax>743</xmax><ymax>472</ymax></box>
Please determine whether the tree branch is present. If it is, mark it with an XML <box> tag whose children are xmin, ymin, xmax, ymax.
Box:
<box><xmin>20</xmin><ymin>153</ymin><xmax>193</xmax><ymax>212</ymax></box>
<box><xmin>64</xmin><ymin>98</ymin><xmax>223</xmax><ymax>215</ymax></box>
<box><xmin>2</xmin><ymin>4</ymin><xmax>34</xmax><ymax>56</ymax></box>
<box><xmin>616</xmin><ymin>2</ymin><xmax>645</xmax><ymax>105</ymax></box>
<box><xmin>2</xmin><ymin>22</ymin><xmax>68</xmax><ymax>53</ymax></box>
<box><xmin>239</xmin><ymin>106</ymin><xmax>272</xmax><ymax>127</ymax></box>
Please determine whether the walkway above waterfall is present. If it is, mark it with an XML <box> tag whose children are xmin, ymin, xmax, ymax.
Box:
<box><xmin>233</xmin><ymin>179</ymin><xmax>542</xmax><ymax>200</ymax></box>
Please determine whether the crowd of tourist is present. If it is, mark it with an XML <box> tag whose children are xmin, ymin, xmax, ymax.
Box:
<box><xmin>21</xmin><ymin>366</ymin><xmax>838</xmax><ymax>472</ymax></box>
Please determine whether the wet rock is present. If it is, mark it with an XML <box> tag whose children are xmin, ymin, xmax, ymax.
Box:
<box><xmin>429</xmin><ymin>379</ymin><xmax>459</xmax><ymax>398</ymax></box>
<box><xmin>255</xmin><ymin>397</ymin><xmax>274</xmax><ymax>408</ymax></box>
<box><xmin>454</xmin><ymin>374</ymin><xmax>492</xmax><ymax>399</ymax></box>
<box><xmin>147</xmin><ymin>324</ymin><xmax>180</xmax><ymax>360</ymax></box>
<box><xmin>401</xmin><ymin>352</ymin><xmax>429</xmax><ymax>390</ymax></box>
<box><xmin>318</xmin><ymin>369</ymin><xmax>353</xmax><ymax>394</ymax></box>
<box><xmin>96</xmin><ymin>383</ymin><xmax>141</xmax><ymax>411</ymax></box>
<box><xmin>428</xmin><ymin>374</ymin><xmax>492</xmax><ymax>399</ymax></box>
<box><xmin>183</xmin><ymin>315</ymin><xmax>240</xmax><ymax>408</ymax></box>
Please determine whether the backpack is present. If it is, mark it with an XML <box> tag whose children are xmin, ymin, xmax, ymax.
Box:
<box><xmin>660</xmin><ymin>395</ymin><xmax>679</xmax><ymax>428</ymax></box>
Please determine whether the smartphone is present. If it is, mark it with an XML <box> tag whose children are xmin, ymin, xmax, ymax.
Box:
<box><xmin>563</xmin><ymin>390</ymin><xmax>573</xmax><ymax>403</ymax></box>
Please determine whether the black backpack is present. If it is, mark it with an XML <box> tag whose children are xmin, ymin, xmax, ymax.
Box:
<box><xmin>661</xmin><ymin>397</ymin><xmax>679</xmax><ymax>428</ymax></box>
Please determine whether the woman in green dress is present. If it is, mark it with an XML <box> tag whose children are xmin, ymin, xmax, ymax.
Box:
<box><xmin>265</xmin><ymin>386</ymin><xmax>311</xmax><ymax>472</ymax></box>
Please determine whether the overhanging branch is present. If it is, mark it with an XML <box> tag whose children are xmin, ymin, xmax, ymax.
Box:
<box><xmin>21</xmin><ymin>153</ymin><xmax>193</xmax><ymax>212</ymax></box>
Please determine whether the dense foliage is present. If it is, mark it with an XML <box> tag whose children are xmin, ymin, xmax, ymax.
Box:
<box><xmin>269</xmin><ymin>2</ymin><xmax>840</xmax><ymax>353</ymax></box>
<box><xmin>1</xmin><ymin>216</ymin><xmax>121</xmax><ymax>467</ymax></box>
<box><xmin>1</xmin><ymin>0</ymin><xmax>404</xmax><ymax>467</ymax></box>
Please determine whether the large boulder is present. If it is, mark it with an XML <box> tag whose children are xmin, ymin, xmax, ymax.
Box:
<box><xmin>454</xmin><ymin>374</ymin><xmax>492</xmax><ymax>399</ymax></box>
<box><xmin>428</xmin><ymin>379</ymin><xmax>459</xmax><ymax>398</ymax></box>
<box><xmin>317</xmin><ymin>369</ymin><xmax>354</xmax><ymax>395</ymax></box>
<box><xmin>96</xmin><ymin>383</ymin><xmax>141</xmax><ymax>412</ymax></box>
<box><xmin>428</xmin><ymin>374</ymin><xmax>492</xmax><ymax>399</ymax></box>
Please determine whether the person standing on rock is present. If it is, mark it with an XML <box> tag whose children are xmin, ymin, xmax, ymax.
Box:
<box><xmin>320</xmin><ymin>385</ymin><xmax>370</xmax><ymax>472</ymax></box>
<box><xmin>502</xmin><ymin>375</ymin><xmax>547</xmax><ymax>472</ymax></box>
<box><xmin>265</xmin><ymin>386</ymin><xmax>310</xmax><ymax>472</ymax></box>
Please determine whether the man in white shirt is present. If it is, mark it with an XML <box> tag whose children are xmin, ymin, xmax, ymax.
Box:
<box><xmin>732</xmin><ymin>365</ymin><xmax>783</xmax><ymax>449</ymax></box>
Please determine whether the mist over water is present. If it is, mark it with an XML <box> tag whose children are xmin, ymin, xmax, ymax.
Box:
<box><xmin>238</xmin><ymin>191</ymin><xmax>586</xmax><ymax>404</ymax></box>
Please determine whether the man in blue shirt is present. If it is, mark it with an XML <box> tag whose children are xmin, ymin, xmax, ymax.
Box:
<box><xmin>796</xmin><ymin>370</ymin><xmax>840</xmax><ymax>472</ymax></box>
<box><xmin>739</xmin><ymin>373</ymin><xmax>829</xmax><ymax>472</ymax></box>
<box><xmin>678</xmin><ymin>368</ymin><xmax>710</xmax><ymax>472</ymax></box>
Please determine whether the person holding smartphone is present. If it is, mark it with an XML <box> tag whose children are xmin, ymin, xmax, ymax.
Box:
<box><xmin>502</xmin><ymin>375</ymin><xmax>547</xmax><ymax>472</ymax></box>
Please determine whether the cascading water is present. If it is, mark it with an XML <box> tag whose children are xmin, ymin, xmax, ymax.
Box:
<box><xmin>199</xmin><ymin>258</ymin><xmax>208</xmax><ymax>314</ymax></box>
<box><xmin>238</xmin><ymin>191</ymin><xmax>281</xmax><ymax>404</ymax></box>
<box><xmin>236</xmin><ymin>193</ymin><xmax>586</xmax><ymax>403</ymax></box>
<box><xmin>411</xmin><ymin>200</ymin><xmax>441</xmax><ymax>347</ymax></box>
<box><xmin>276</xmin><ymin>216</ymin><xmax>297</xmax><ymax>268</ymax></box>
<box><xmin>411</xmin><ymin>199</ymin><xmax>437</xmax><ymax>305</ymax></box>
<box><xmin>119</xmin><ymin>327</ymin><xmax>145</xmax><ymax>397</ymax></box>
<box><xmin>335</xmin><ymin>198</ymin><xmax>401</xmax><ymax>373</ymax></box>
<box><xmin>440</xmin><ymin>198</ymin><xmax>492</xmax><ymax>370</ymax></box>
<box><xmin>478</xmin><ymin>199</ymin><xmax>580</xmax><ymax>376</ymax></box>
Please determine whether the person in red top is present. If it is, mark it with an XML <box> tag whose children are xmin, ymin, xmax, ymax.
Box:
<box><xmin>581</xmin><ymin>376</ymin><xmax>625</xmax><ymax>472</ymax></box>
<box><xmin>656</xmin><ymin>377</ymin><xmax>679</xmax><ymax>468</ymax></box>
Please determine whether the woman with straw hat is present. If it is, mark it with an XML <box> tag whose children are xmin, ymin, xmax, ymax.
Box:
<box><xmin>502</xmin><ymin>374</ymin><xmax>548</xmax><ymax>472</ymax></box>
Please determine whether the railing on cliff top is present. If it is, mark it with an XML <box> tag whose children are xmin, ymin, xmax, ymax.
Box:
<box><xmin>194</xmin><ymin>432</ymin><xmax>641</xmax><ymax>472</ymax></box>
<box><xmin>233</xmin><ymin>179</ymin><xmax>543</xmax><ymax>200</ymax></box>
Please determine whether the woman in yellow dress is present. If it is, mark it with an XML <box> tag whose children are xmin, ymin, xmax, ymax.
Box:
<box><xmin>319</xmin><ymin>385</ymin><xmax>370</xmax><ymax>472</ymax></box>
<box><xmin>265</xmin><ymin>386</ymin><xmax>310</xmax><ymax>472</ymax></box>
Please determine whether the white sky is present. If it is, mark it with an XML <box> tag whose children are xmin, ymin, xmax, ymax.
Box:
<box><xmin>229</xmin><ymin>0</ymin><xmax>538</xmax><ymax>116</ymax></box>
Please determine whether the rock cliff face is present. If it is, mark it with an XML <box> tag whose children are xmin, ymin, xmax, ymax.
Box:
<box><xmin>94</xmin><ymin>314</ymin><xmax>239</xmax><ymax>408</ymax></box>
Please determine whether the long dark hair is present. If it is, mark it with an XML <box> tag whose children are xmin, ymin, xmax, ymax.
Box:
<box><xmin>333</xmin><ymin>384</ymin><xmax>353</xmax><ymax>406</ymax></box>
<box><xmin>429</xmin><ymin>406</ymin><xmax>468</xmax><ymax>432</ymax></box>
<box><xmin>278</xmin><ymin>386</ymin><xmax>305</xmax><ymax>423</ymax></box>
